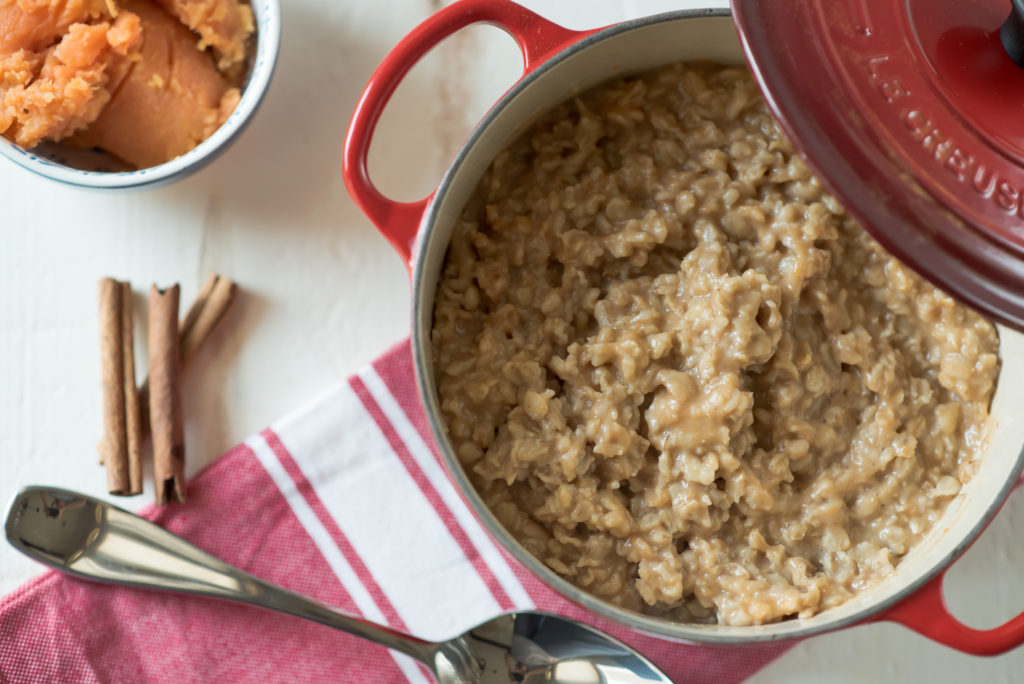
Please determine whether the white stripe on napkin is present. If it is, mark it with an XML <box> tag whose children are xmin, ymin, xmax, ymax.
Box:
<box><xmin>246</xmin><ymin>432</ymin><xmax>430</xmax><ymax>684</ymax></box>
<box><xmin>268</xmin><ymin>383</ymin><xmax>503</xmax><ymax>640</ymax></box>
<box><xmin>356</xmin><ymin>367</ymin><xmax>535</xmax><ymax>611</ymax></box>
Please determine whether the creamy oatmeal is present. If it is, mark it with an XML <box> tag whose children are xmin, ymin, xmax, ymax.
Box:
<box><xmin>431</xmin><ymin>62</ymin><xmax>1000</xmax><ymax>625</ymax></box>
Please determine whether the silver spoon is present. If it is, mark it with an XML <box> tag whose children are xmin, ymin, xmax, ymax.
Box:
<box><xmin>5</xmin><ymin>486</ymin><xmax>671</xmax><ymax>684</ymax></box>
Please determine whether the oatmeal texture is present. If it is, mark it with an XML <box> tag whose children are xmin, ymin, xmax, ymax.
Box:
<box><xmin>431</xmin><ymin>62</ymin><xmax>1001</xmax><ymax>626</ymax></box>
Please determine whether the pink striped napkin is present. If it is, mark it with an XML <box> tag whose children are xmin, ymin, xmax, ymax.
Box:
<box><xmin>0</xmin><ymin>341</ymin><xmax>791</xmax><ymax>683</ymax></box>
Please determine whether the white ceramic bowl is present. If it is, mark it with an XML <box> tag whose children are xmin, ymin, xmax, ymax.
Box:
<box><xmin>0</xmin><ymin>0</ymin><xmax>281</xmax><ymax>190</ymax></box>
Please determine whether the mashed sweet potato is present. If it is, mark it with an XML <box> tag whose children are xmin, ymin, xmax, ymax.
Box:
<box><xmin>0</xmin><ymin>0</ymin><xmax>252</xmax><ymax>168</ymax></box>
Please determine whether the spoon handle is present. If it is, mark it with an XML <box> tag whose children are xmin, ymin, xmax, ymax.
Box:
<box><xmin>5</xmin><ymin>486</ymin><xmax>436</xmax><ymax>666</ymax></box>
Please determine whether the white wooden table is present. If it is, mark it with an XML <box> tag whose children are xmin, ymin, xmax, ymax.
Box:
<box><xmin>1</xmin><ymin>1</ymin><xmax>1022</xmax><ymax>680</ymax></box>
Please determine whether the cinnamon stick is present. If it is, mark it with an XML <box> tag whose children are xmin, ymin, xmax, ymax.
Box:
<box><xmin>98</xmin><ymin>278</ymin><xmax>129</xmax><ymax>494</ymax></box>
<box><xmin>149</xmin><ymin>284</ymin><xmax>185</xmax><ymax>505</ymax></box>
<box><xmin>120</xmin><ymin>282</ymin><xmax>144</xmax><ymax>495</ymax></box>
<box><xmin>180</xmin><ymin>274</ymin><xmax>238</xmax><ymax>360</ymax></box>
<box><xmin>138</xmin><ymin>274</ymin><xmax>238</xmax><ymax>432</ymax></box>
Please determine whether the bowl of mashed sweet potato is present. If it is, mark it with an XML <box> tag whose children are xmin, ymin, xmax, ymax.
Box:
<box><xmin>0</xmin><ymin>0</ymin><xmax>280</xmax><ymax>188</ymax></box>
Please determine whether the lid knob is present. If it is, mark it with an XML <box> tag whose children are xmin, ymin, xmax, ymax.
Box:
<box><xmin>1002</xmin><ymin>0</ymin><xmax>1024</xmax><ymax>67</ymax></box>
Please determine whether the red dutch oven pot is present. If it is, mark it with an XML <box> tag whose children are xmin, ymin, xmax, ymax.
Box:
<box><xmin>344</xmin><ymin>0</ymin><xmax>1024</xmax><ymax>653</ymax></box>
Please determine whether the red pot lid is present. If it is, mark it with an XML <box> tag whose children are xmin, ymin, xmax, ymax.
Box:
<box><xmin>732</xmin><ymin>0</ymin><xmax>1024</xmax><ymax>329</ymax></box>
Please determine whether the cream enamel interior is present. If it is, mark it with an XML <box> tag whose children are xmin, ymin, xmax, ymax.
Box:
<box><xmin>410</xmin><ymin>11</ymin><xmax>1024</xmax><ymax>642</ymax></box>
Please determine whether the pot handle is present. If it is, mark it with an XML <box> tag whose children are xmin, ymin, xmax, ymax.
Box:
<box><xmin>343</xmin><ymin>0</ymin><xmax>592</xmax><ymax>268</ymax></box>
<box><xmin>879</xmin><ymin>479</ymin><xmax>1024</xmax><ymax>655</ymax></box>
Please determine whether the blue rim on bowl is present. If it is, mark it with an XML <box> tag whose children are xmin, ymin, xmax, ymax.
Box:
<box><xmin>0</xmin><ymin>0</ymin><xmax>282</xmax><ymax>190</ymax></box>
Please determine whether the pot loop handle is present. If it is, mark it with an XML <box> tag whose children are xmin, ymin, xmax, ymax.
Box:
<box><xmin>343</xmin><ymin>0</ymin><xmax>590</xmax><ymax>268</ymax></box>
<box><xmin>880</xmin><ymin>480</ymin><xmax>1024</xmax><ymax>655</ymax></box>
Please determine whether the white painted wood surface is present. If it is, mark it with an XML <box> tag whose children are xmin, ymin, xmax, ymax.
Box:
<box><xmin>1</xmin><ymin>1</ymin><xmax>1021</xmax><ymax>680</ymax></box>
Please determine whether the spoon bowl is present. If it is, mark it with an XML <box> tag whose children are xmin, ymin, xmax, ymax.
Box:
<box><xmin>5</xmin><ymin>486</ymin><xmax>671</xmax><ymax>684</ymax></box>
